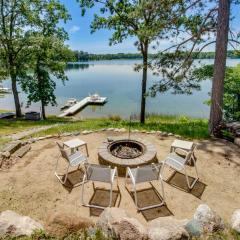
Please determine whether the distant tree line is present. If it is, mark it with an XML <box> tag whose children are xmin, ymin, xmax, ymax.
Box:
<box><xmin>72</xmin><ymin>50</ymin><xmax>240</xmax><ymax>62</ymax></box>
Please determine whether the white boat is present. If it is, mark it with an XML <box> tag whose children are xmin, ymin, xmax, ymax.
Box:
<box><xmin>60</xmin><ymin>98</ymin><xmax>77</xmax><ymax>110</ymax></box>
<box><xmin>0</xmin><ymin>85</ymin><xmax>11</xmax><ymax>93</ymax></box>
<box><xmin>89</xmin><ymin>93</ymin><xmax>107</xmax><ymax>103</ymax></box>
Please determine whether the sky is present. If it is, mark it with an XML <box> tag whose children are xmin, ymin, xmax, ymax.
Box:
<box><xmin>60</xmin><ymin>0</ymin><xmax>240</xmax><ymax>54</ymax></box>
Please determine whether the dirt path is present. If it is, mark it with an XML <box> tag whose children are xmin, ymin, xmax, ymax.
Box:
<box><xmin>8</xmin><ymin>124</ymin><xmax>59</xmax><ymax>140</ymax></box>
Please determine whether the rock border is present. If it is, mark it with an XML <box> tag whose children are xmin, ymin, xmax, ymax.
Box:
<box><xmin>98</xmin><ymin>137</ymin><xmax>157</xmax><ymax>176</ymax></box>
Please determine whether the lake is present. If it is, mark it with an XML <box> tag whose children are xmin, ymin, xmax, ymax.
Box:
<box><xmin>0</xmin><ymin>59</ymin><xmax>239</xmax><ymax>119</ymax></box>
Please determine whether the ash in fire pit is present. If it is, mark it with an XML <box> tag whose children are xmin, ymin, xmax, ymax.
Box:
<box><xmin>110</xmin><ymin>141</ymin><xmax>143</xmax><ymax>159</ymax></box>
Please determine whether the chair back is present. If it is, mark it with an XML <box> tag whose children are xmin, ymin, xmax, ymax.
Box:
<box><xmin>185</xmin><ymin>144</ymin><xmax>197</xmax><ymax>164</ymax></box>
<box><xmin>135</xmin><ymin>163</ymin><xmax>161</xmax><ymax>184</ymax></box>
<box><xmin>56</xmin><ymin>141</ymin><xmax>69</xmax><ymax>161</ymax></box>
<box><xmin>85</xmin><ymin>164</ymin><xmax>111</xmax><ymax>183</ymax></box>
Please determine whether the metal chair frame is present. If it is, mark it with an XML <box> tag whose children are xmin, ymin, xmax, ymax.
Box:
<box><xmin>125</xmin><ymin>163</ymin><xmax>165</xmax><ymax>211</ymax></box>
<box><xmin>81</xmin><ymin>163</ymin><xmax>118</xmax><ymax>209</ymax></box>
<box><xmin>162</xmin><ymin>145</ymin><xmax>199</xmax><ymax>190</ymax></box>
<box><xmin>55</xmin><ymin>141</ymin><xmax>87</xmax><ymax>185</ymax></box>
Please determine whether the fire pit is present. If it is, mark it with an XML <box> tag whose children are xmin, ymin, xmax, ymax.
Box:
<box><xmin>98</xmin><ymin>138</ymin><xmax>157</xmax><ymax>176</ymax></box>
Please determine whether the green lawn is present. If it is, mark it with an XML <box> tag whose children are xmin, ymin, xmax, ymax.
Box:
<box><xmin>0</xmin><ymin>113</ymin><xmax>209</xmax><ymax>141</ymax></box>
<box><xmin>31</xmin><ymin>114</ymin><xmax>209</xmax><ymax>139</ymax></box>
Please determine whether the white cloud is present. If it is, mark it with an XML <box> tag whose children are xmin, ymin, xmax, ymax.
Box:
<box><xmin>69</xmin><ymin>25</ymin><xmax>80</xmax><ymax>33</ymax></box>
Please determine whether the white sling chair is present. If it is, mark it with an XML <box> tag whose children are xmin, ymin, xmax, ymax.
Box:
<box><xmin>81</xmin><ymin>163</ymin><xmax>118</xmax><ymax>209</ymax></box>
<box><xmin>125</xmin><ymin>163</ymin><xmax>165</xmax><ymax>211</ymax></box>
<box><xmin>162</xmin><ymin>144</ymin><xmax>198</xmax><ymax>190</ymax></box>
<box><xmin>55</xmin><ymin>141</ymin><xmax>88</xmax><ymax>185</ymax></box>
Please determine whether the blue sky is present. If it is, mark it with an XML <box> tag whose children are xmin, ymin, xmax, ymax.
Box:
<box><xmin>60</xmin><ymin>0</ymin><xmax>240</xmax><ymax>54</ymax></box>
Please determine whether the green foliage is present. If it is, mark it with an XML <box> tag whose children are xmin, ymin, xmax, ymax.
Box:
<box><xmin>72</xmin><ymin>50</ymin><xmax>240</xmax><ymax>62</ymax></box>
<box><xmin>0</xmin><ymin>228</ymin><xmax>113</xmax><ymax>240</ymax></box>
<box><xmin>194</xmin><ymin>229</ymin><xmax>240</xmax><ymax>240</ymax></box>
<box><xmin>193</xmin><ymin>64</ymin><xmax>240</xmax><ymax>121</ymax></box>
<box><xmin>19</xmin><ymin>0</ymin><xmax>73</xmax><ymax>119</ymax></box>
<box><xmin>78</xmin><ymin>0</ymin><xmax>206</xmax><ymax>123</ymax></box>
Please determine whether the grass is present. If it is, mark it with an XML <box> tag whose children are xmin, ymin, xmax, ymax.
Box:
<box><xmin>0</xmin><ymin>229</ymin><xmax>113</xmax><ymax>240</ymax></box>
<box><xmin>30</xmin><ymin>114</ymin><xmax>209</xmax><ymax>139</ymax></box>
<box><xmin>0</xmin><ymin>116</ymin><xmax>71</xmax><ymax>136</ymax></box>
<box><xmin>0</xmin><ymin>113</ymin><xmax>209</xmax><ymax>142</ymax></box>
<box><xmin>1</xmin><ymin>228</ymin><xmax>239</xmax><ymax>240</ymax></box>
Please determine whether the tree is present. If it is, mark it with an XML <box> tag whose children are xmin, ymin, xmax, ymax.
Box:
<box><xmin>78</xmin><ymin>0</ymin><xmax>194</xmax><ymax>123</ymax></box>
<box><xmin>194</xmin><ymin>63</ymin><xmax>240</xmax><ymax>121</ymax></box>
<box><xmin>209</xmin><ymin>0</ymin><xmax>230</xmax><ymax>134</ymax></box>
<box><xmin>0</xmin><ymin>0</ymin><xmax>34</xmax><ymax>117</ymax></box>
<box><xmin>20</xmin><ymin>0</ymin><xmax>73</xmax><ymax>119</ymax></box>
<box><xmin>149</xmin><ymin>0</ymin><xmax>239</xmax><ymax>135</ymax></box>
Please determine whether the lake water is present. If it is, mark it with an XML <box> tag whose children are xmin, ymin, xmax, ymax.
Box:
<box><xmin>0</xmin><ymin>59</ymin><xmax>239</xmax><ymax>119</ymax></box>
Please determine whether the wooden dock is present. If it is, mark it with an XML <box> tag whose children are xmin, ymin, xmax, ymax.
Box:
<box><xmin>58</xmin><ymin>96</ymin><xmax>107</xmax><ymax>117</ymax></box>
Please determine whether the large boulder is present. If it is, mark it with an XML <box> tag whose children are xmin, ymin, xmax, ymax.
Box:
<box><xmin>0</xmin><ymin>210</ymin><xmax>43</xmax><ymax>237</ymax></box>
<box><xmin>97</xmin><ymin>207</ymin><xmax>147</xmax><ymax>240</ymax></box>
<box><xmin>147</xmin><ymin>216</ymin><xmax>189</xmax><ymax>240</ymax></box>
<box><xmin>231</xmin><ymin>209</ymin><xmax>240</xmax><ymax>233</ymax></box>
<box><xmin>193</xmin><ymin>204</ymin><xmax>224</xmax><ymax>233</ymax></box>
<box><xmin>45</xmin><ymin>210</ymin><xmax>94</xmax><ymax>237</ymax></box>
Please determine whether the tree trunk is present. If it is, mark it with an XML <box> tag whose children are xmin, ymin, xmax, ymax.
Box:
<box><xmin>41</xmin><ymin>100</ymin><xmax>46</xmax><ymax>120</ymax></box>
<box><xmin>140</xmin><ymin>43</ymin><xmax>148</xmax><ymax>124</ymax></box>
<box><xmin>209</xmin><ymin>0</ymin><xmax>230</xmax><ymax>134</ymax></box>
<box><xmin>10</xmin><ymin>68</ymin><xmax>22</xmax><ymax>118</ymax></box>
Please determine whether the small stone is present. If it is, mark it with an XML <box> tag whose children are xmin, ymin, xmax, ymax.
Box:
<box><xmin>231</xmin><ymin>209</ymin><xmax>240</xmax><ymax>233</ymax></box>
<box><xmin>234</xmin><ymin>138</ymin><xmax>240</xmax><ymax>147</ymax></box>
<box><xmin>2</xmin><ymin>151</ymin><xmax>10</xmax><ymax>158</ymax></box>
<box><xmin>119</xmin><ymin>128</ymin><xmax>126</xmax><ymax>132</ymax></box>
<box><xmin>168</xmin><ymin>133</ymin><xmax>174</xmax><ymax>136</ymax></box>
<box><xmin>73</xmin><ymin>131</ymin><xmax>80</xmax><ymax>136</ymax></box>
<box><xmin>150</xmin><ymin>130</ymin><xmax>156</xmax><ymax>134</ymax></box>
<box><xmin>161</xmin><ymin>132</ymin><xmax>168</xmax><ymax>137</ymax></box>
<box><xmin>3</xmin><ymin>141</ymin><xmax>21</xmax><ymax>154</ymax></box>
<box><xmin>14</xmin><ymin>145</ymin><xmax>31</xmax><ymax>158</ymax></box>
<box><xmin>175</xmin><ymin>135</ymin><xmax>181</xmax><ymax>138</ymax></box>
<box><xmin>45</xmin><ymin>135</ymin><xmax>53</xmax><ymax>139</ymax></box>
<box><xmin>37</xmin><ymin>136</ymin><xmax>46</xmax><ymax>141</ymax></box>
<box><xmin>82</xmin><ymin>130</ymin><xmax>93</xmax><ymax>135</ymax></box>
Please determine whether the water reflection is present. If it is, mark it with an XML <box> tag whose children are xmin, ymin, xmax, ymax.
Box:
<box><xmin>66</xmin><ymin>63</ymin><xmax>90</xmax><ymax>71</ymax></box>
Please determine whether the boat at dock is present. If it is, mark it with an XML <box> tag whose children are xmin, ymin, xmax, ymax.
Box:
<box><xmin>59</xmin><ymin>94</ymin><xmax>107</xmax><ymax>117</ymax></box>
<box><xmin>60</xmin><ymin>98</ymin><xmax>77</xmax><ymax>110</ymax></box>
<box><xmin>0</xmin><ymin>85</ymin><xmax>11</xmax><ymax>94</ymax></box>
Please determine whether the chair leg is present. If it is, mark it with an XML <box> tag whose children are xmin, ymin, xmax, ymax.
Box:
<box><xmin>109</xmin><ymin>183</ymin><xmax>113</xmax><ymax>207</ymax></box>
<box><xmin>159</xmin><ymin>177</ymin><xmax>166</xmax><ymax>204</ymax></box>
<box><xmin>81</xmin><ymin>174</ymin><xmax>87</xmax><ymax>206</ymax></box>
<box><xmin>184</xmin><ymin>166</ymin><xmax>199</xmax><ymax>190</ymax></box>
<box><xmin>133</xmin><ymin>184</ymin><xmax>138</xmax><ymax>209</ymax></box>
<box><xmin>55</xmin><ymin>159</ymin><xmax>70</xmax><ymax>185</ymax></box>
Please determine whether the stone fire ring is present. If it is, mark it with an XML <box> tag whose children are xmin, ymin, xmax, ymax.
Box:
<box><xmin>98</xmin><ymin>137</ymin><xmax>158</xmax><ymax>176</ymax></box>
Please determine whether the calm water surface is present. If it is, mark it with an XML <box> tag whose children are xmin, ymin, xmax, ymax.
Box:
<box><xmin>0</xmin><ymin>59</ymin><xmax>240</xmax><ymax>119</ymax></box>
